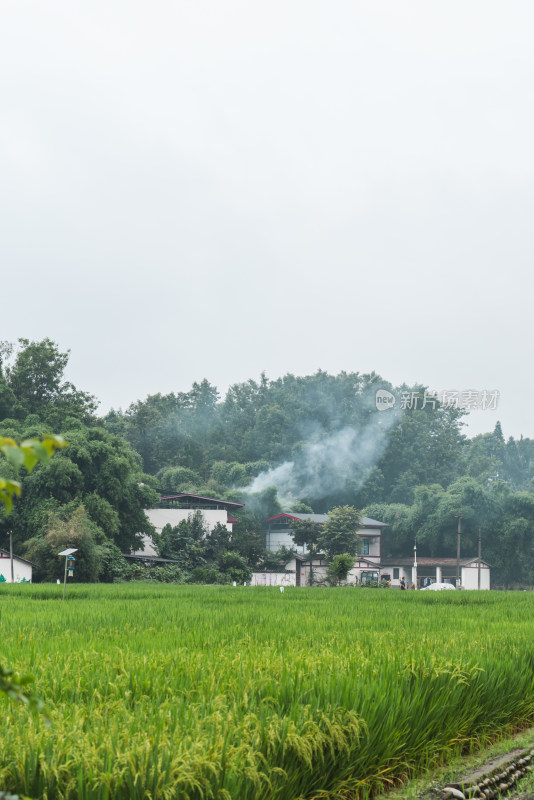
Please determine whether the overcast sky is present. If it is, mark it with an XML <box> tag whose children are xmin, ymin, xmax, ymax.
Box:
<box><xmin>1</xmin><ymin>1</ymin><xmax>532</xmax><ymax>439</ymax></box>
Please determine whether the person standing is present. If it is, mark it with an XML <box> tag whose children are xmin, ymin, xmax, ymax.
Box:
<box><xmin>400</xmin><ymin>577</ymin><xmax>406</xmax><ymax>591</ymax></box>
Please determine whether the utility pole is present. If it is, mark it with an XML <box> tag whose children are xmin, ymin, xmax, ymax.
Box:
<box><xmin>478</xmin><ymin>528</ymin><xmax>482</xmax><ymax>591</ymax></box>
<box><xmin>9</xmin><ymin>531</ymin><xmax>14</xmax><ymax>583</ymax></box>
<box><xmin>63</xmin><ymin>555</ymin><xmax>68</xmax><ymax>600</ymax></box>
<box><xmin>455</xmin><ymin>515</ymin><xmax>462</xmax><ymax>588</ymax></box>
<box><xmin>58</xmin><ymin>548</ymin><xmax>78</xmax><ymax>600</ymax></box>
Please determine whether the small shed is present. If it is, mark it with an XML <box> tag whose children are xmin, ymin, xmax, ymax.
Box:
<box><xmin>0</xmin><ymin>549</ymin><xmax>35</xmax><ymax>583</ymax></box>
<box><xmin>381</xmin><ymin>557</ymin><xmax>491</xmax><ymax>590</ymax></box>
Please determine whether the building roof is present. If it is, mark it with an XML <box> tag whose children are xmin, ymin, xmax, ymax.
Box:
<box><xmin>264</xmin><ymin>513</ymin><xmax>387</xmax><ymax>528</ymax></box>
<box><xmin>159</xmin><ymin>493</ymin><xmax>245</xmax><ymax>509</ymax></box>
<box><xmin>267</xmin><ymin>513</ymin><xmax>328</xmax><ymax>523</ymax></box>
<box><xmin>123</xmin><ymin>554</ymin><xmax>182</xmax><ymax>565</ymax></box>
<box><xmin>381</xmin><ymin>557</ymin><xmax>491</xmax><ymax>567</ymax></box>
<box><xmin>352</xmin><ymin>557</ymin><xmax>381</xmax><ymax>568</ymax></box>
<box><xmin>292</xmin><ymin>553</ymin><xmax>380</xmax><ymax>567</ymax></box>
<box><xmin>0</xmin><ymin>549</ymin><xmax>37</xmax><ymax>568</ymax></box>
<box><xmin>361</xmin><ymin>517</ymin><xmax>389</xmax><ymax>528</ymax></box>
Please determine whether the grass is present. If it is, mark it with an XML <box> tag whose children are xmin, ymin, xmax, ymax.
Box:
<box><xmin>384</xmin><ymin>725</ymin><xmax>534</xmax><ymax>800</ymax></box>
<box><xmin>1</xmin><ymin>585</ymin><xmax>534</xmax><ymax>799</ymax></box>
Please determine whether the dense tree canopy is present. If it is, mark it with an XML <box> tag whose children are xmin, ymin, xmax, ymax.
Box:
<box><xmin>106</xmin><ymin>372</ymin><xmax>473</xmax><ymax>508</ymax></box>
<box><xmin>366</xmin><ymin>477</ymin><xmax>534</xmax><ymax>588</ymax></box>
<box><xmin>0</xmin><ymin>340</ymin><xmax>158</xmax><ymax>562</ymax></box>
<box><xmin>0</xmin><ymin>419</ymin><xmax>158</xmax><ymax>554</ymax></box>
<box><xmin>290</xmin><ymin>518</ymin><xmax>321</xmax><ymax>551</ymax></box>
<box><xmin>1</xmin><ymin>339</ymin><xmax>97</xmax><ymax>426</ymax></box>
<box><xmin>157</xmin><ymin>512</ymin><xmax>252</xmax><ymax>584</ymax></box>
<box><xmin>2</xmin><ymin>337</ymin><xmax>534</xmax><ymax>587</ymax></box>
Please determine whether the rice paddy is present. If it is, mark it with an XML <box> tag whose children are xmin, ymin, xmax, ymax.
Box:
<box><xmin>1</xmin><ymin>584</ymin><xmax>534</xmax><ymax>799</ymax></box>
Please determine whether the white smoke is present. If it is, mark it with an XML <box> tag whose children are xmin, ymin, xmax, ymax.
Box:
<box><xmin>245</xmin><ymin>399</ymin><xmax>402</xmax><ymax>506</ymax></box>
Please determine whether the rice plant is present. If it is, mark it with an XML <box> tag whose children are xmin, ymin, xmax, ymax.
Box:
<box><xmin>1</xmin><ymin>584</ymin><xmax>534</xmax><ymax>799</ymax></box>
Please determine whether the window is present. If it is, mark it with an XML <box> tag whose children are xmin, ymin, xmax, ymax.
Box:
<box><xmin>359</xmin><ymin>537</ymin><xmax>370</xmax><ymax>555</ymax></box>
<box><xmin>393</xmin><ymin>568</ymin><xmax>399</xmax><ymax>580</ymax></box>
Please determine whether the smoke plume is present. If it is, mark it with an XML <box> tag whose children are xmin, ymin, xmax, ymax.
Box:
<box><xmin>245</xmin><ymin>397</ymin><xmax>402</xmax><ymax>507</ymax></box>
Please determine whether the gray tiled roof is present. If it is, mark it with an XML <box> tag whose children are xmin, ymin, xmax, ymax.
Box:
<box><xmin>275</xmin><ymin>513</ymin><xmax>387</xmax><ymax>528</ymax></box>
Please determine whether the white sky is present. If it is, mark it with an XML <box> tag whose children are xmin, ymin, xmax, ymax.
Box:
<box><xmin>1</xmin><ymin>1</ymin><xmax>532</xmax><ymax>439</ymax></box>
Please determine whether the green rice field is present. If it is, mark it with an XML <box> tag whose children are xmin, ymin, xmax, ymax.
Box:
<box><xmin>2</xmin><ymin>584</ymin><xmax>534</xmax><ymax>800</ymax></box>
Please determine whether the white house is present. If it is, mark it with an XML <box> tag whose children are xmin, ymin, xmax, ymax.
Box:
<box><xmin>253</xmin><ymin>513</ymin><xmax>388</xmax><ymax>587</ymax></box>
<box><xmin>0</xmin><ymin>549</ymin><xmax>34</xmax><ymax>583</ymax></box>
<box><xmin>263</xmin><ymin>513</ymin><xmax>387</xmax><ymax>557</ymax></box>
<box><xmin>132</xmin><ymin>493</ymin><xmax>245</xmax><ymax>557</ymax></box>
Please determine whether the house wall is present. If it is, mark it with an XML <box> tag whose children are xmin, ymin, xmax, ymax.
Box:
<box><xmin>0</xmin><ymin>555</ymin><xmax>32</xmax><ymax>583</ymax></box>
<box><xmin>461</xmin><ymin>563</ymin><xmax>491</xmax><ymax>590</ymax></box>
<box><xmin>298</xmin><ymin>561</ymin><xmax>380</xmax><ymax>586</ymax></box>
<box><xmin>347</xmin><ymin>567</ymin><xmax>375</xmax><ymax>585</ymax></box>
<box><xmin>358</xmin><ymin>535</ymin><xmax>381</xmax><ymax>558</ymax></box>
<box><xmin>300</xmin><ymin>562</ymin><xmax>328</xmax><ymax>585</ymax></box>
<box><xmin>377</xmin><ymin>567</ymin><xmax>412</xmax><ymax>588</ymax></box>
<box><xmin>264</xmin><ymin>528</ymin><xmax>307</xmax><ymax>553</ymax></box>
<box><xmin>133</xmin><ymin>508</ymin><xmax>233</xmax><ymax>556</ymax></box>
<box><xmin>250</xmin><ymin>572</ymin><xmax>296</xmax><ymax>587</ymax></box>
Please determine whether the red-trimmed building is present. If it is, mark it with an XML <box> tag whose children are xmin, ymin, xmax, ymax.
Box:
<box><xmin>257</xmin><ymin>512</ymin><xmax>388</xmax><ymax>586</ymax></box>
<box><xmin>263</xmin><ymin>512</ymin><xmax>387</xmax><ymax>561</ymax></box>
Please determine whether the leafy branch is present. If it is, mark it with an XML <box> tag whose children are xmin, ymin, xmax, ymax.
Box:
<box><xmin>0</xmin><ymin>435</ymin><xmax>66</xmax><ymax>721</ymax></box>
<box><xmin>0</xmin><ymin>665</ymin><xmax>47</xmax><ymax>719</ymax></box>
<box><xmin>0</xmin><ymin>434</ymin><xmax>67</xmax><ymax>514</ymax></box>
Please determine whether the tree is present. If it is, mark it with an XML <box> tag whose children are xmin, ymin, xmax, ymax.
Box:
<box><xmin>203</xmin><ymin>522</ymin><xmax>232</xmax><ymax>561</ymax></box>
<box><xmin>239</xmin><ymin>486</ymin><xmax>282</xmax><ymax>521</ymax></box>
<box><xmin>290</xmin><ymin>517</ymin><xmax>321</xmax><ymax>551</ymax></box>
<box><xmin>289</xmin><ymin>502</ymin><xmax>314</xmax><ymax>513</ymax></box>
<box><xmin>225</xmin><ymin>522</ymin><xmax>264</xmax><ymax>568</ymax></box>
<box><xmin>377</xmin><ymin>393</ymin><xmax>466</xmax><ymax>504</ymax></box>
<box><xmin>217</xmin><ymin>551</ymin><xmax>252</xmax><ymax>584</ymax></box>
<box><xmin>2</xmin><ymin>338</ymin><xmax>97</xmax><ymax>424</ymax></box>
<box><xmin>158</xmin><ymin>516</ymin><xmax>206</xmax><ymax>572</ymax></box>
<box><xmin>259</xmin><ymin>545</ymin><xmax>295</xmax><ymax>572</ymax></box>
<box><xmin>327</xmin><ymin>554</ymin><xmax>355</xmax><ymax>586</ymax></box>
<box><xmin>363</xmin><ymin>501</ymin><xmax>414</xmax><ymax>558</ymax></box>
<box><xmin>1</xmin><ymin>423</ymin><xmax>158</xmax><ymax>553</ymax></box>
<box><xmin>0</xmin><ymin>358</ymin><xmax>21</xmax><ymax>420</ymax></box>
<box><xmin>157</xmin><ymin>466</ymin><xmax>202</xmax><ymax>493</ymax></box>
<box><xmin>317</xmin><ymin>506</ymin><xmax>362</xmax><ymax>559</ymax></box>
<box><xmin>23</xmin><ymin>506</ymin><xmax>110</xmax><ymax>582</ymax></box>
